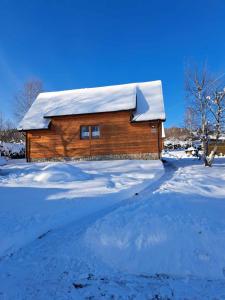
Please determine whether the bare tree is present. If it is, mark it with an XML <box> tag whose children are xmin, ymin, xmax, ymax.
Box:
<box><xmin>165</xmin><ymin>127</ymin><xmax>189</xmax><ymax>140</ymax></box>
<box><xmin>0</xmin><ymin>111</ymin><xmax>4</xmax><ymax>132</ymax></box>
<box><xmin>185</xmin><ymin>62</ymin><xmax>225</xmax><ymax>166</ymax></box>
<box><xmin>14</xmin><ymin>79</ymin><xmax>43</xmax><ymax>122</ymax></box>
<box><xmin>184</xmin><ymin>106</ymin><xmax>198</xmax><ymax>139</ymax></box>
<box><xmin>0</xmin><ymin>111</ymin><xmax>24</xmax><ymax>143</ymax></box>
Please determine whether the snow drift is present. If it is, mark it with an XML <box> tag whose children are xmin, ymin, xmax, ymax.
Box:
<box><xmin>0</xmin><ymin>160</ymin><xmax>164</xmax><ymax>256</ymax></box>
<box><xmin>85</xmin><ymin>158</ymin><xmax>225</xmax><ymax>280</ymax></box>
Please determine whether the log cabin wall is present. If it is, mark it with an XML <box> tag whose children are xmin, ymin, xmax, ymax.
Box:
<box><xmin>26</xmin><ymin>111</ymin><xmax>163</xmax><ymax>161</ymax></box>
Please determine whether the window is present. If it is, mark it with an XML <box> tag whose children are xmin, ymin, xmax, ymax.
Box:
<box><xmin>151</xmin><ymin>125</ymin><xmax>157</xmax><ymax>134</ymax></box>
<box><xmin>91</xmin><ymin>125</ymin><xmax>100</xmax><ymax>139</ymax></box>
<box><xmin>80</xmin><ymin>126</ymin><xmax>90</xmax><ymax>139</ymax></box>
<box><xmin>80</xmin><ymin>125</ymin><xmax>100</xmax><ymax>139</ymax></box>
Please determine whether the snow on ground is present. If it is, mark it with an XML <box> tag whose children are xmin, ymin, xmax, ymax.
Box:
<box><xmin>0</xmin><ymin>160</ymin><xmax>163</xmax><ymax>257</ymax></box>
<box><xmin>85</xmin><ymin>158</ymin><xmax>225</xmax><ymax>280</ymax></box>
<box><xmin>0</xmin><ymin>157</ymin><xmax>7</xmax><ymax>166</ymax></box>
<box><xmin>0</xmin><ymin>155</ymin><xmax>225</xmax><ymax>299</ymax></box>
<box><xmin>163</xmin><ymin>149</ymin><xmax>197</xmax><ymax>159</ymax></box>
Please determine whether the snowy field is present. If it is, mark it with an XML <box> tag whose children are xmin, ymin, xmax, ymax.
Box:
<box><xmin>0</xmin><ymin>155</ymin><xmax>225</xmax><ymax>299</ymax></box>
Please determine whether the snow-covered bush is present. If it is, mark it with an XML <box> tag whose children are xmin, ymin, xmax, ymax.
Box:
<box><xmin>0</xmin><ymin>141</ymin><xmax>25</xmax><ymax>159</ymax></box>
<box><xmin>164</xmin><ymin>139</ymin><xmax>201</xmax><ymax>150</ymax></box>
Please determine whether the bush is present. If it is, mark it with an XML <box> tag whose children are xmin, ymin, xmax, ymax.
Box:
<box><xmin>0</xmin><ymin>141</ymin><xmax>25</xmax><ymax>159</ymax></box>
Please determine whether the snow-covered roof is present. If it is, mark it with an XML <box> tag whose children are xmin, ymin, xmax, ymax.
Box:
<box><xmin>18</xmin><ymin>80</ymin><xmax>165</xmax><ymax>130</ymax></box>
<box><xmin>132</xmin><ymin>81</ymin><xmax>165</xmax><ymax>122</ymax></box>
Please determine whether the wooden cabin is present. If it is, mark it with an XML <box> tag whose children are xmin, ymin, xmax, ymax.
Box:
<box><xmin>18</xmin><ymin>80</ymin><xmax>166</xmax><ymax>162</ymax></box>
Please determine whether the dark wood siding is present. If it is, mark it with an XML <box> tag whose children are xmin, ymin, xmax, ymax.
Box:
<box><xmin>209</xmin><ymin>143</ymin><xmax>225</xmax><ymax>155</ymax></box>
<box><xmin>26</xmin><ymin>111</ymin><xmax>163</xmax><ymax>160</ymax></box>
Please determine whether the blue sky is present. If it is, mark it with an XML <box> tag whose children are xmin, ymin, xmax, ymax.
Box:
<box><xmin>0</xmin><ymin>0</ymin><xmax>224</xmax><ymax>127</ymax></box>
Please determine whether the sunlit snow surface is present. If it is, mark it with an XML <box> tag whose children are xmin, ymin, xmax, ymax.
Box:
<box><xmin>0</xmin><ymin>157</ymin><xmax>6</xmax><ymax>166</ymax></box>
<box><xmin>0</xmin><ymin>160</ymin><xmax>163</xmax><ymax>255</ymax></box>
<box><xmin>0</xmin><ymin>154</ymin><xmax>225</xmax><ymax>299</ymax></box>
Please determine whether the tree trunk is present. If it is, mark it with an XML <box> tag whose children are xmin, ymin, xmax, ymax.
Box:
<box><xmin>207</xmin><ymin>145</ymin><xmax>218</xmax><ymax>167</ymax></box>
<box><xmin>202</xmin><ymin>137</ymin><xmax>211</xmax><ymax>166</ymax></box>
<box><xmin>207</xmin><ymin>131</ymin><xmax>220</xmax><ymax>167</ymax></box>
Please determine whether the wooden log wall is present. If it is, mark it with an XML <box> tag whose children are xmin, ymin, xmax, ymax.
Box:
<box><xmin>26</xmin><ymin>111</ymin><xmax>163</xmax><ymax>161</ymax></box>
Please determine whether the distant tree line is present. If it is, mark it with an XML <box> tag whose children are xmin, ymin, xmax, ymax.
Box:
<box><xmin>165</xmin><ymin>127</ymin><xmax>190</xmax><ymax>140</ymax></box>
<box><xmin>0</xmin><ymin>112</ymin><xmax>23</xmax><ymax>142</ymax></box>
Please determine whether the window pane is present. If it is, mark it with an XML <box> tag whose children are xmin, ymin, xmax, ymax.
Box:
<box><xmin>91</xmin><ymin>126</ymin><xmax>100</xmax><ymax>138</ymax></box>
<box><xmin>151</xmin><ymin>127</ymin><xmax>157</xmax><ymax>134</ymax></box>
<box><xmin>81</xmin><ymin>126</ymin><xmax>89</xmax><ymax>139</ymax></box>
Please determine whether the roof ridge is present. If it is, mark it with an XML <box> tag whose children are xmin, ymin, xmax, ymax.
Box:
<box><xmin>38</xmin><ymin>80</ymin><xmax>162</xmax><ymax>97</ymax></box>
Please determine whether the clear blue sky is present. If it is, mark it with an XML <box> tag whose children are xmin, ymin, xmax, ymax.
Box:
<box><xmin>0</xmin><ymin>0</ymin><xmax>224</xmax><ymax>127</ymax></box>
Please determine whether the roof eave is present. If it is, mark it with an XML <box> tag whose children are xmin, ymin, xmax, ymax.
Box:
<box><xmin>17</xmin><ymin>126</ymin><xmax>50</xmax><ymax>132</ymax></box>
<box><xmin>132</xmin><ymin>116</ymin><xmax>166</xmax><ymax>123</ymax></box>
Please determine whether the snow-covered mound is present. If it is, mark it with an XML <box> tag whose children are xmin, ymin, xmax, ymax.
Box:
<box><xmin>0</xmin><ymin>160</ymin><xmax>164</xmax><ymax>191</ymax></box>
<box><xmin>85</xmin><ymin>159</ymin><xmax>225</xmax><ymax>280</ymax></box>
<box><xmin>0</xmin><ymin>162</ymin><xmax>93</xmax><ymax>187</ymax></box>
<box><xmin>27</xmin><ymin>163</ymin><xmax>92</xmax><ymax>183</ymax></box>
